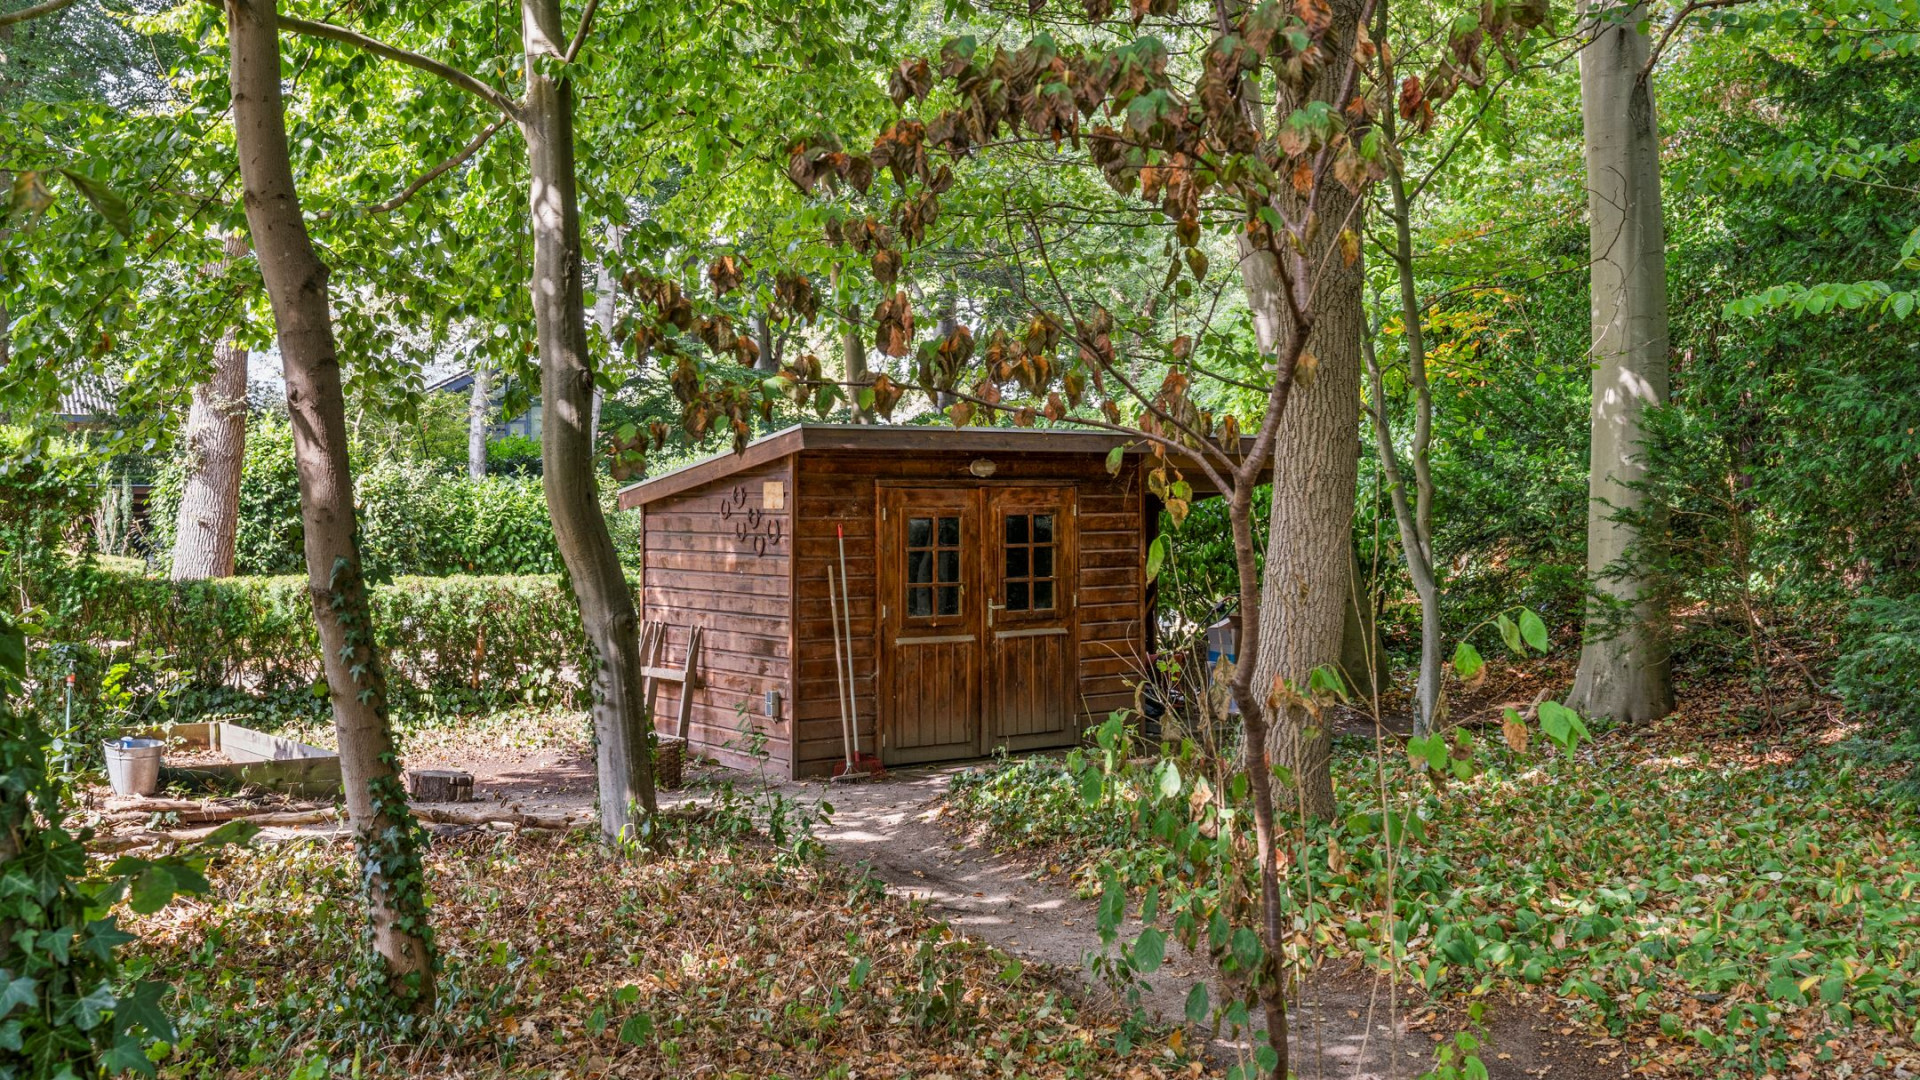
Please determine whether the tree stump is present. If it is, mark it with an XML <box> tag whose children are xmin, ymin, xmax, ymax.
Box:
<box><xmin>405</xmin><ymin>769</ymin><xmax>474</xmax><ymax>803</ymax></box>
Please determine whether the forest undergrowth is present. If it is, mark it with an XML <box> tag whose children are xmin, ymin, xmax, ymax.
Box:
<box><xmin>945</xmin><ymin>665</ymin><xmax>1920</xmax><ymax>1080</ymax></box>
<box><xmin>126</xmin><ymin>805</ymin><xmax>1188</xmax><ymax>1079</ymax></box>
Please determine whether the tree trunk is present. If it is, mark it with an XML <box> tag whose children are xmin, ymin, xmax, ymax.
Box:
<box><xmin>1238</xmin><ymin>0</ymin><xmax>1368</xmax><ymax>820</ymax></box>
<box><xmin>1568</xmin><ymin>0</ymin><xmax>1674</xmax><ymax>723</ymax></box>
<box><xmin>750</xmin><ymin>310</ymin><xmax>779</xmax><ymax>374</ymax></box>
<box><xmin>467</xmin><ymin>360</ymin><xmax>490</xmax><ymax>480</ymax></box>
<box><xmin>520</xmin><ymin>0</ymin><xmax>657</xmax><ymax>841</ymax></box>
<box><xmin>1338</xmin><ymin>546</ymin><xmax>1387</xmax><ymax>700</ymax></box>
<box><xmin>591</xmin><ymin>231</ymin><xmax>623</xmax><ymax>447</ymax></box>
<box><xmin>171</xmin><ymin>232</ymin><xmax>251</xmax><ymax>581</ymax></box>
<box><xmin>225</xmin><ymin>0</ymin><xmax>434</xmax><ymax>1003</ymax></box>
<box><xmin>1366</xmin><ymin>111</ymin><xmax>1446</xmax><ymax>735</ymax></box>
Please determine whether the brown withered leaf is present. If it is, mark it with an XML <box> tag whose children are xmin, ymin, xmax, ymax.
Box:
<box><xmin>889</xmin><ymin>57</ymin><xmax>933</xmax><ymax>108</ymax></box>
<box><xmin>1502</xmin><ymin>708</ymin><xmax>1530</xmax><ymax>753</ymax></box>
<box><xmin>707</xmin><ymin>255</ymin><xmax>745</xmax><ymax>298</ymax></box>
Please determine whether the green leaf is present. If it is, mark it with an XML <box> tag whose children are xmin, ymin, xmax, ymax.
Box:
<box><xmin>1131</xmin><ymin>927</ymin><xmax>1166</xmax><ymax>973</ymax></box>
<box><xmin>617</xmin><ymin>1012</ymin><xmax>655</xmax><ymax>1045</ymax></box>
<box><xmin>1105</xmin><ymin>443</ymin><xmax>1125</xmax><ymax>475</ymax></box>
<box><xmin>61</xmin><ymin>981</ymin><xmax>117</xmax><ymax>1032</ymax></box>
<box><xmin>1185</xmin><ymin>982</ymin><xmax>1209</xmax><ymax>1024</ymax></box>
<box><xmin>1145</xmin><ymin>534</ymin><xmax>1166</xmax><ymax>582</ymax></box>
<box><xmin>849</xmin><ymin>957</ymin><xmax>871</xmax><ymax>989</ymax></box>
<box><xmin>1496</xmin><ymin>613</ymin><xmax>1523</xmax><ymax>654</ymax></box>
<box><xmin>0</xmin><ymin>976</ymin><xmax>36</xmax><ymax>1020</ymax></box>
<box><xmin>1518</xmin><ymin>609</ymin><xmax>1550</xmax><ymax>653</ymax></box>
<box><xmin>1230</xmin><ymin>927</ymin><xmax>1261</xmax><ymax>971</ymax></box>
<box><xmin>1452</xmin><ymin>640</ymin><xmax>1484</xmax><ymax>681</ymax></box>
<box><xmin>58</xmin><ymin>170</ymin><xmax>133</xmax><ymax>236</ymax></box>
<box><xmin>1078</xmin><ymin>765</ymin><xmax>1103</xmax><ymax>807</ymax></box>
<box><xmin>1156</xmin><ymin>759</ymin><xmax>1182</xmax><ymax>799</ymax></box>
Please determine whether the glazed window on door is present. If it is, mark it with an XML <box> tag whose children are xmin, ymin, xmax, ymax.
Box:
<box><xmin>1002</xmin><ymin>512</ymin><xmax>1056</xmax><ymax>611</ymax></box>
<box><xmin>906</xmin><ymin>515</ymin><xmax>962</xmax><ymax>617</ymax></box>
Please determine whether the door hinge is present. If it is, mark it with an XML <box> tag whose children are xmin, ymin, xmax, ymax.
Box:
<box><xmin>881</xmin><ymin>505</ymin><xmax>888</xmax><ymax>521</ymax></box>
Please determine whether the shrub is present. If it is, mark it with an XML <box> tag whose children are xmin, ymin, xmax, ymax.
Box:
<box><xmin>1833</xmin><ymin>593</ymin><xmax>1920</xmax><ymax>790</ymax></box>
<box><xmin>45</xmin><ymin>564</ymin><xmax>590</xmax><ymax>724</ymax></box>
<box><xmin>486</xmin><ymin>434</ymin><xmax>543</xmax><ymax>476</ymax></box>
<box><xmin>150</xmin><ymin>413</ymin><xmax>563</xmax><ymax>578</ymax></box>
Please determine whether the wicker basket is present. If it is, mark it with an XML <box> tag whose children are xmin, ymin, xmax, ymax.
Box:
<box><xmin>654</xmin><ymin>736</ymin><xmax>686</xmax><ymax>791</ymax></box>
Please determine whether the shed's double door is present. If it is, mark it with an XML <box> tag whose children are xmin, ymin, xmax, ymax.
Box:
<box><xmin>878</xmin><ymin>485</ymin><xmax>1078</xmax><ymax>764</ymax></box>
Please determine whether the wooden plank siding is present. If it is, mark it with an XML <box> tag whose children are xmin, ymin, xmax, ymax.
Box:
<box><xmin>788</xmin><ymin>449</ymin><xmax>1148</xmax><ymax>777</ymax></box>
<box><xmin>639</xmin><ymin>454</ymin><xmax>797</xmax><ymax>775</ymax></box>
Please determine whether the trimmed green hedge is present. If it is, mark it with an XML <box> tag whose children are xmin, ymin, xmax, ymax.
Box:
<box><xmin>52</xmin><ymin>564</ymin><xmax>589</xmax><ymax>716</ymax></box>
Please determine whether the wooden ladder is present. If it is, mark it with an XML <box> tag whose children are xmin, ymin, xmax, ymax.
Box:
<box><xmin>639</xmin><ymin>621</ymin><xmax>704</xmax><ymax>741</ymax></box>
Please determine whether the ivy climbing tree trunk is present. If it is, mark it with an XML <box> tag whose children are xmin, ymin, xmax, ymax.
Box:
<box><xmin>520</xmin><ymin>0</ymin><xmax>657</xmax><ymax>839</ymax></box>
<box><xmin>226</xmin><ymin>0</ymin><xmax>434</xmax><ymax>1003</ymax></box>
<box><xmin>170</xmin><ymin>231</ymin><xmax>251</xmax><ymax>582</ymax></box>
<box><xmin>1568</xmin><ymin>0</ymin><xmax>1675</xmax><ymax>723</ymax></box>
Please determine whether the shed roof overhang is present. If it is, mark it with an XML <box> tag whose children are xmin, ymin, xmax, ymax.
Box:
<box><xmin>615</xmin><ymin>422</ymin><xmax>1266</xmax><ymax>510</ymax></box>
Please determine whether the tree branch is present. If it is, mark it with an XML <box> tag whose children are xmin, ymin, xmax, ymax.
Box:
<box><xmin>0</xmin><ymin>0</ymin><xmax>77</xmax><ymax>27</ymax></box>
<box><xmin>563</xmin><ymin>0</ymin><xmax>600</xmax><ymax>64</ymax></box>
<box><xmin>316</xmin><ymin>117</ymin><xmax>509</xmax><ymax>219</ymax></box>
<box><xmin>276</xmin><ymin>13</ymin><xmax>524</xmax><ymax>121</ymax></box>
<box><xmin>1642</xmin><ymin>0</ymin><xmax>1761</xmax><ymax>80</ymax></box>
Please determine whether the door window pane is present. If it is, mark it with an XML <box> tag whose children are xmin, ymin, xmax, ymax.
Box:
<box><xmin>1001</xmin><ymin>508</ymin><xmax>1060</xmax><ymax>615</ymax></box>
<box><xmin>904</xmin><ymin>508</ymin><xmax>964</xmax><ymax>621</ymax></box>
<box><xmin>1006</xmin><ymin>581</ymin><xmax>1029</xmax><ymax>611</ymax></box>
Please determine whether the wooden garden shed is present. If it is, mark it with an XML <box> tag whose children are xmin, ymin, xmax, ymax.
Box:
<box><xmin>616</xmin><ymin>423</ymin><xmax>1231</xmax><ymax>779</ymax></box>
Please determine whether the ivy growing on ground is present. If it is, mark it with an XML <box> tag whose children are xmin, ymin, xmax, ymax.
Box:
<box><xmin>0</xmin><ymin>610</ymin><xmax>256</xmax><ymax>1080</ymax></box>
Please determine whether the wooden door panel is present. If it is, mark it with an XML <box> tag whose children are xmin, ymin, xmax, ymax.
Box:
<box><xmin>879</xmin><ymin>487</ymin><xmax>982</xmax><ymax>763</ymax></box>
<box><xmin>987</xmin><ymin>487</ymin><xmax>1078</xmax><ymax>750</ymax></box>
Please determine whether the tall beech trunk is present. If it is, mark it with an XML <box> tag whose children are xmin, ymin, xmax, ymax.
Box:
<box><xmin>520</xmin><ymin>0</ymin><xmax>657</xmax><ymax>839</ymax></box>
<box><xmin>225</xmin><ymin>0</ymin><xmax>434</xmax><ymax>1001</ymax></box>
<box><xmin>171</xmin><ymin>231</ymin><xmax>251</xmax><ymax>581</ymax></box>
<box><xmin>467</xmin><ymin>361</ymin><xmax>490</xmax><ymax>480</ymax></box>
<box><xmin>1569</xmin><ymin>0</ymin><xmax>1674</xmax><ymax>723</ymax></box>
<box><xmin>1236</xmin><ymin>0</ymin><xmax>1368</xmax><ymax>821</ymax></box>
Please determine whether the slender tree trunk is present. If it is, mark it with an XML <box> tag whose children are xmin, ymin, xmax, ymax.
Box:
<box><xmin>1568</xmin><ymin>0</ymin><xmax>1674</xmax><ymax>723</ymax></box>
<box><xmin>225</xmin><ymin>0</ymin><xmax>434</xmax><ymax>1002</ymax></box>
<box><xmin>1236</xmin><ymin>0</ymin><xmax>1368</xmax><ymax>820</ymax></box>
<box><xmin>171</xmin><ymin>232</ymin><xmax>251</xmax><ymax>581</ymax></box>
<box><xmin>467</xmin><ymin>360</ymin><xmax>490</xmax><ymax>480</ymax></box>
<box><xmin>1365</xmin><ymin>127</ymin><xmax>1446</xmax><ymax>735</ymax></box>
<box><xmin>520</xmin><ymin>0</ymin><xmax>657</xmax><ymax>840</ymax></box>
<box><xmin>591</xmin><ymin>229</ymin><xmax>623</xmax><ymax>447</ymax></box>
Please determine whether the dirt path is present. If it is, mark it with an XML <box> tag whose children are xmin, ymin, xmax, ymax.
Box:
<box><xmin>657</xmin><ymin>763</ymin><xmax>1627</xmax><ymax>1080</ymax></box>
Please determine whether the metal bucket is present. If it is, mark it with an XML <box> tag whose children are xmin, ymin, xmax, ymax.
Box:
<box><xmin>103</xmin><ymin>737</ymin><xmax>165</xmax><ymax>797</ymax></box>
